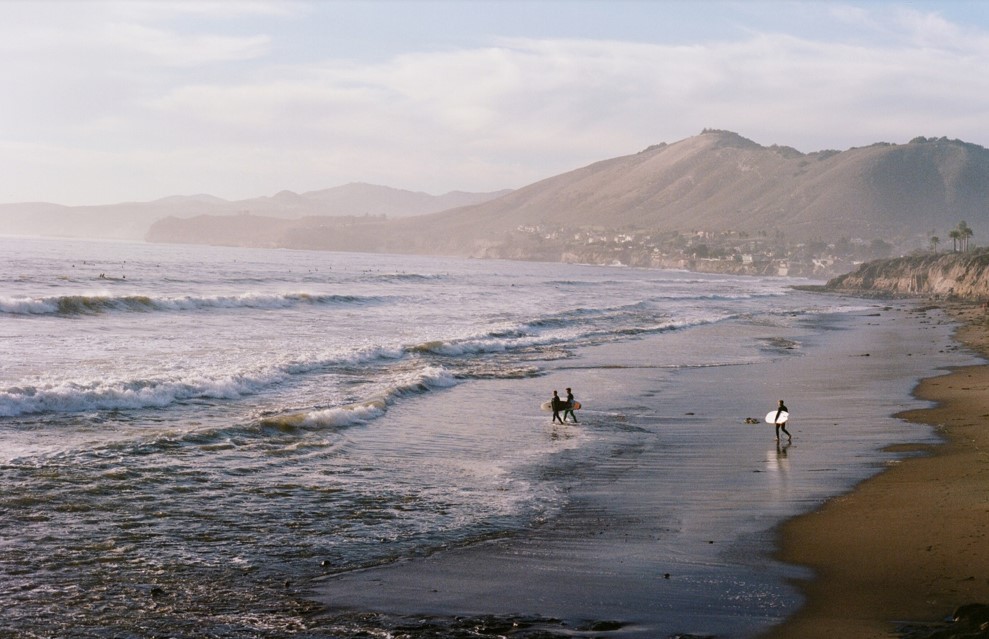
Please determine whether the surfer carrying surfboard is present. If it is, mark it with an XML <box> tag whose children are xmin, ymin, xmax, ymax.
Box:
<box><xmin>773</xmin><ymin>400</ymin><xmax>792</xmax><ymax>441</ymax></box>
<box><xmin>550</xmin><ymin>390</ymin><xmax>565</xmax><ymax>424</ymax></box>
<box><xmin>563</xmin><ymin>387</ymin><xmax>579</xmax><ymax>423</ymax></box>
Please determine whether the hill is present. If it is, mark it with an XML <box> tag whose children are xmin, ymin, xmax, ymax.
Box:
<box><xmin>0</xmin><ymin>183</ymin><xmax>509</xmax><ymax>240</ymax></box>
<box><xmin>146</xmin><ymin>130</ymin><xmax>989</xmax><ymax>276</ymax></box>
<box><xmin>395</xmin><ymin>130</ymin><xmax>989</xmax><ymax>246</ymax></box>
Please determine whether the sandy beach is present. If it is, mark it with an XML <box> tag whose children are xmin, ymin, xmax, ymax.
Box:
<box><xmin>763</xmin><ymin>302</ymin><xmax>989</xmax><ymax>639</ymax></box>
<box><xmin>312</xmin><ymin>300</ymin><xmax>984</xmax><ymax>638</ymax></box>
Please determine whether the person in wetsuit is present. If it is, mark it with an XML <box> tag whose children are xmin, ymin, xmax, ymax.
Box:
<box><xmin>550</xmin><ymin>390</ymin><xmax>565</xmax><ymax>424</ymax></box>
<box><xmin>563</xmin><ymin>387</ymin><xmax>578</xmax><ymax>423</ymax></box>
<box><xmin>774</xmin><ymin>399</ymin><xmax>792</xmax><ymax>441</ymax></box>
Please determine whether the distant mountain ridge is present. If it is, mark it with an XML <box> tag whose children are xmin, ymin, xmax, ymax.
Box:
<box><xmin>8</xmin><ymin>129</ymin><xmax>989</xmax><ymax>267</ymax></box>
<box><xmin>0</xmin><ymin>183</ymin><xmax>511</xmax><ymax>240</ymax></box>
<box><xmin>146</xmin><ymin>130</ymin><xmax>989</xmax><ymax>264</ymax></box>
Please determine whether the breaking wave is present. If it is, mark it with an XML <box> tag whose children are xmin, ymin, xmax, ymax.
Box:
<box><xmin>0</xmin><ymin>345</ymin><xmax>405</xmax><ymax>418</ymax></box>
<box><xmin>259</xmin><ymin>365</ymin><xmax>459</xmax><ymax>429</ymax></box>
<box><xmin>0</xmin><ymin>292</ymin><xmax>379</xmax><ymax>316</ymax></box>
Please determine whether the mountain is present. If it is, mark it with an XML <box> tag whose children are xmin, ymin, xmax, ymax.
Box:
<box><xmin>146</xmin><ymin>130</ymin><xmax>989</xmax><ymax>265</ymax></box>
<box><xmin>401</xmin><ymin>130</ymin><xmax>989</xmax><ymax>245</ymax></box>
<box><xmin>222</xmin><ymin>183</ymin><xmax>512</xmax><ymax>220</ymax></box>
<box><xmin>0</xmin><ymin>183</ymin><xmax>510</xmax><ymax>240</ymax></box>
<box><xmin>299</xmin><ymin>183</ymin><xmax>513</xmax><ymax>217</ymax></box>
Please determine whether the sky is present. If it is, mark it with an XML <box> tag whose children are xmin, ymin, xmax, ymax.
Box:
<box><xmin>2</xmin><ymin>0</ymin><xmax>989</xmax><ymax>206</ymax></box>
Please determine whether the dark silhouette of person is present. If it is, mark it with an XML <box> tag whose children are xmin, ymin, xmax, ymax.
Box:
<box><xmin>564</xmin><ymin>387</ymin><xmax>578</xmax><ymax>423</ymax></box>
<box><xmin>551</xmin><ymin>390</ymin><xmax>564</xmax><ymax>424</ymax></box>
<box><xmin>774</xmin><ymin>399</ymin><xmax>792</xmax><ymax>441</ymax></box>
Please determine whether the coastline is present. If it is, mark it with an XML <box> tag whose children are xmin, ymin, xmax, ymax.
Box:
<box><xmin>761</xmin><ymin>300</ymin><xmax>989</xmax><ymax>638</ymax></box>
<box><xmin>311</xmin><ymin>299</ymin><xmax>968</xmax><ymax>638</ymax></box>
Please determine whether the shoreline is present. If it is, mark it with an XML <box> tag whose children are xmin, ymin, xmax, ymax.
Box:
<box><xmin>311</xmin><ymin>300</ymin><xmax>966</xmax><ymax>637</ymax></box>
<box><xmin>760</xmin><ymin>300</ymin><xmax>989</xmax><ymax>638</ymax></box>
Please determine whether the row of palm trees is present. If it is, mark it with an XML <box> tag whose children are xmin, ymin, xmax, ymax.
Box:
<box><xmin>930</xmin><ymin>221</ymin><xmax>974</xmax><ymax>254</ymax></box>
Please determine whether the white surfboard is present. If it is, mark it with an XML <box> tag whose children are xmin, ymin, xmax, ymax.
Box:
<box><xmin>765</xmin><ymin>409</ymin><xmax>789</xmax><ymax>424</ymax></box>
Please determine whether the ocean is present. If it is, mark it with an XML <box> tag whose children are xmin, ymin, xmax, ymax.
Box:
<box><xmin>0</xmin><ymin>236</ymin><xmax>972</xmax><ymax>638</ymax></box>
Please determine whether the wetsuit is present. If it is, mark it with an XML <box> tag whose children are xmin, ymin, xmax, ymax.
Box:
<box><xmin>551</xmin><ymin>393</ymin><xmax>564</xmax><ymax>424</ymax></box>
<box><xmin>564</xmin><ymin>391</ymin><xmax>578</xmax><ymax>423</ymax></box>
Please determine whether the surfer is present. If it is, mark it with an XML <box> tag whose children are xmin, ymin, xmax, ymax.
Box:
<box><xmin>774</xmin><ymin>400</ymin><xmax>791</xmax><ymax>441</ymax></box>
<box><xmin>564</xmin><ymin>387</ymin><xmax>578</xmax><ymax>423</ymax></box>
<box><xmin>550</xmin><ymin>390</ymin><xmax>565</xmax><ymax>424</ymax></box>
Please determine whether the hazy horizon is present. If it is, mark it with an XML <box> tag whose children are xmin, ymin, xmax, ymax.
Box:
<box><xmin>3</xmin><ymin>0</ymin><xmax>989</xmax><ymax>207</ymax></box>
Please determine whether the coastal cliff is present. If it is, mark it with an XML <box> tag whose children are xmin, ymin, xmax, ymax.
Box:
<box><xmin>826</xmin><ymin>251</ymin><xmax>989</xmax><ymax>299</ymax></box>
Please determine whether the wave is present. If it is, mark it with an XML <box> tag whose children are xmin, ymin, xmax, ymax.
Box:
<box><xmin>0</xmin><ymin>292</ymin><xmax>772</xmax><ymax>419</ymax></box>
<box><xmin>264</xmin><ymin>400</ymin><xmax>388</xmax><ymax>430</ymax></box>
<box><xmin>260</xmin><ymin>365</ymin><xmax>459</xmax><ymax>429</ymax></box>
<box><xmin>0</xmin><ymin>292</ymin><xmax>380</xmax><ymax>316</ymax></box>
<box><xmin>0</xmin><ymin>345</ymin><xmax>405</xmax><ymax>418</ymax></box>
<box><xmin>410</xmin><ymin>338</ymin><xmax>510</xmax><ymax>356</ymax></box>
<box><xmin>8</xmin><ymin>364</ymin><xmax>463</xmax><ymax>470</ymax></box>
<box><xmin>405</xmin><ymin>305</ymin><xmax>733</xmax><ymax>364</ymax></box>
<box><xmin>0</xmin><ymin>368</ymin><xmax>293</xmax><ymax>418</ymax></box>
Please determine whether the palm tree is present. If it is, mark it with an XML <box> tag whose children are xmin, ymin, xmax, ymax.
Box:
<box><xmin>950</xmin><ymin>229</ymin><xmax>961</xmax><ymax>252</ymax></box>
<box><xmin>958</xmin><ymin>221</ymin><xmax>974</xmax><ymax>252</ymax></box>
<box><xmin>930</xmin><ymin>235</ymin><xmax>940</xmax><ymax>254</ymax></box>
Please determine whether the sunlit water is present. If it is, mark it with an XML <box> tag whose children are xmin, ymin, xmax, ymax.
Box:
<box><xmin>0</xmin><ymin>236</ymin><xmax>972</xmax><ymax>638</ymax></box>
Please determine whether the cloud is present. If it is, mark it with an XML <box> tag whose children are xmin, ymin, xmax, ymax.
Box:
<box><xmin>110</xmin><ymin>0</ymin><xmax>304</xmax><ymax>20</ymax></box>
<box><xmin>101</xmin><ymin>22</ymin><xmax>271</xmax><ymax>67</ymax></box>
<box><xmin>2</xmin><ymin>2</ymin><xmax>989</xmax><ymax>204</ymax></box>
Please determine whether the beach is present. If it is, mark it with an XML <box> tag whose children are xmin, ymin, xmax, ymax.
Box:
<box><xmin>13</xmin><ymin>239</ymin><xmax>913</xmax><ymax>639</ymax></box>
<box><xmin>763</xmin><ymin>301</ymin><xmax>989</xmax><ymax>639</ymax></box>
<box><xmin>5</xmin><ymin>236</ymin><xmax>985</xmax><ymax>638</ymax></box>
<box><xmin>312</xmin><ymin>300</ymin><xmax>981</xmax><ymax>638</ymax></box>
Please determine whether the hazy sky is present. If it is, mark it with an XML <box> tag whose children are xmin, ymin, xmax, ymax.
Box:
<box><xmin>3</xmin><ymin>0</ymin><xmax>989</xmax><ymax>205</ymax></box>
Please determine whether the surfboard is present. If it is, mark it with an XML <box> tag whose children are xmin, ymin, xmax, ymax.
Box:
<box><xmin>765</xmin><ymin>409</ymin><xmax>789</xmax><ymax>424</ymax></box>
<box><xmin>541</xmin><ymin>401</ymin><xmax>581</xmax><ymax>412</ymax></box>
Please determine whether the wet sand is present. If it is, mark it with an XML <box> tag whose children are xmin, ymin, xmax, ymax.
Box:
<box><xmin>311</xmin><ymin>301</ymin><xmax>980</xmax><ymax>637</ymax></box>
<box><xmin>762</xmin><ymin>301</ymin><xmax>989</xmax><ymax>638</ymax></box>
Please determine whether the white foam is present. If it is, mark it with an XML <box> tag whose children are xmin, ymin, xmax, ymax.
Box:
<box><xmin>302</xmin><ymin>401</ymin><xmax>387</xmax><ymax>427</ymax></box>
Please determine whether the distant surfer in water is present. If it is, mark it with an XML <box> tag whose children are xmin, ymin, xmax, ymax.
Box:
<box><xmin>774</xmin><ymin>399</ymin><xmax>791</xmax><ymax>441</ymax></box>
<box><xmin>564</xmin><ymin>387</ymin><xmax>578</xmax><ymax>423</ymax></box>
<box><xmin>551</xmin><ymin>390</ymin><xmax>565</xmax><ymax>424</ymax></box>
